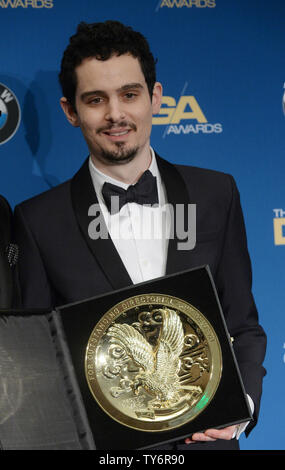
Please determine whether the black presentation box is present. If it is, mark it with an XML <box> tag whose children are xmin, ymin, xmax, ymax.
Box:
<box><xmin>57</xmin><ymin>265</ymin><xmax>252</xmax><ymax>450</ymax></box>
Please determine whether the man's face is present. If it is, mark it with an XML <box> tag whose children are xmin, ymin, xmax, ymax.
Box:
<box><xmin>61</xmin><ymin>54</ymin><xmax>162</xmax><ymax>167</ymax></box>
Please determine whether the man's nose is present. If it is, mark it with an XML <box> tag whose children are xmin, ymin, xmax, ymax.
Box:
<box><xmin>104</xmin><ymin>98</ymin><xmax>126</xmax><ymax>122</ymax></box>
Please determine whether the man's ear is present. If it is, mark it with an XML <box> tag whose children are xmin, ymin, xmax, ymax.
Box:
<box><xmin>60</xmin><ymin>97</ymin><xmax>80</xmax><ymax>127</ymax></box>
<box><xmin>151</xmin><ymin>82</ymin><xmax>163</xmax><ymax>115</ymax></box>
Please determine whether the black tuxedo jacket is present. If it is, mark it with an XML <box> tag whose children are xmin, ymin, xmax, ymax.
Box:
<box><xmin>0</xmin><ymin>195</ymin><xmax>12</xmax><ymax>308</ymax></box>
<box><xmin>13</xmin><ymin>153</ymin><xmax>266</xmax><ymax>447</ymax></box>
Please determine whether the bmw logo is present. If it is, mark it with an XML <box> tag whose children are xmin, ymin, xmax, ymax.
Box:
<box><xmin>0</xmin><ymin>83</ymin><xmax>21</xmax><ymax>145</ymax></box>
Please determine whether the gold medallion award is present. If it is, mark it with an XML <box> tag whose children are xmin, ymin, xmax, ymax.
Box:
<box><xmin>85</xmin><ymin>294</ymin><xmax>222</xmax><ymax>432</ymax></box>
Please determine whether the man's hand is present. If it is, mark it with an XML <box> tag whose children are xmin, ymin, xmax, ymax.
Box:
<box><xmin>185</xmin><ymin>425</ymin><xmax>237</xmax><ymax>444</ymax></box>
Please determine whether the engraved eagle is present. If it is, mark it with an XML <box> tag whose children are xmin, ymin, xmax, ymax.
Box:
<box><xmin>106</xmin><ymin>308</ymin><xmax>185</xmax><ymax>407</ymax></box>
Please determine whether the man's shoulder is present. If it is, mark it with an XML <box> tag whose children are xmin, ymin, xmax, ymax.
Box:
<box><xmin>174</xmin><ymin>162</ymin><xmax>231</xmax><ymax>180</ymax></box>
<box><xmin>173</xmin><ymin>162</ymin><xmax>235</xmax><ymax>197</ymax></box>
<box><xmin>14</xmin><ymin>179</ymin><xmax>72</xmax><ymax>217</ymax></box>
<box><xmin>155</xmin><ymin>153</ymin><xmax>234</xmax><ymax>187</ymax></box>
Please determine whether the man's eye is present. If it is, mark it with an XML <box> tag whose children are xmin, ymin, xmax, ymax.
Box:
<box><xmin>125</xmin><ymin>92</ymin><xmax>137</xmax><ymax>99</ymax></box>
<box><xmin>89</xmin><ymin>97</ymin><xmax>103</xmax><ymax>104</ymax></box>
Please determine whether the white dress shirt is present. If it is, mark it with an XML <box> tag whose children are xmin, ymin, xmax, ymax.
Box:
<box><xmin>89</xmin><ymin>148</ymin><xmax>171</xmax><ymax>284</ymax></box>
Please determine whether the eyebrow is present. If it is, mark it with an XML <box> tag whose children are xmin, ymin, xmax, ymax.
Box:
<box><xmin>80</xmin><ymin>82</ymin><xmax>144</xmax><ymax>101</ymax></box>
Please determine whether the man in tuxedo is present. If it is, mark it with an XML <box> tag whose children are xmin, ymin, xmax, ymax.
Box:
<box><xmin>13</xmin><ymin>21</ymin><xmax>266</xmax><ymax>449</ymax></box>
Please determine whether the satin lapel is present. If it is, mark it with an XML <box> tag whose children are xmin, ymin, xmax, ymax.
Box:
<box><xmin>70</xmin><ymin>158</ymin><xmax>133</xmax><ymax>290</ymax></box>
<box><xmin>156</xmin><ymin>153</ymin><xmax>194</xmax><ymax>276</ymax></box>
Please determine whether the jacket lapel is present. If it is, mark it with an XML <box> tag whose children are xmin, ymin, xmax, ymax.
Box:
<box><xmin>70</xmin><ymin>158</ymin><xmax>133</xmax><ymax>290</ymax></box>
<box><xmin>156</xmin><ymin>153</ymin><xmax>194</xmax><ymax>276</ymax></box>
<box><xmin>71</xmin><ymin>154</ymin><xmax>194</xmax><ymax>291</ymax></box>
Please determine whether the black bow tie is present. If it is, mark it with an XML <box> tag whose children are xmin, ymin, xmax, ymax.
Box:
<box><xmin>102</xmin><ymin>170</ymin><xmax>159</xmax><ymax>214</ymax></box>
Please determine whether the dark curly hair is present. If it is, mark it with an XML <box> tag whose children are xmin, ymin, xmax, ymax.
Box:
<box><xmin>59</xmin><ymin>21</ymin><xmax>157</xmax><ymax>109</ymax></box>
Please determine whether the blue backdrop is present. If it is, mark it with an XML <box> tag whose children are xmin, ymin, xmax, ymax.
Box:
<box><xmin>1</xmin><ymin>0</ymin><xmax>284</xmax><ymax>450</ymax></box>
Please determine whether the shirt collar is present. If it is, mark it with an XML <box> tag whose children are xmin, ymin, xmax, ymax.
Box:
<box><xmin>88</xmin><ymin>147</ymin><xmax>160</xmax><ymax>205</ymax></box>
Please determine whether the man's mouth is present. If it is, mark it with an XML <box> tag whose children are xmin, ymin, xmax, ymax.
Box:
<box><xmin>99</xmin><ymin>121</ymin><xmax>136</xmax><ymax>138</ymax></box>
<box><xmin>101</xmin><ymin>126</ymin><xmax>135</xmax><ymax>142</ymax></box>
<box><xmin>105</xmin><ymin>129</ymin><xmax>130</xmax><ymax>137</ymax></box>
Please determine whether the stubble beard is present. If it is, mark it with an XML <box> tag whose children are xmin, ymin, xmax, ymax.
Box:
<box><xmin>94</xmin><ymin>121</ymin><xmax>140</xmax><ymax>166</ymax></box>
<box><xmin>99</xmin><ymin>142</ymin><xmax>140</xmax><ymax>166</ymax></box>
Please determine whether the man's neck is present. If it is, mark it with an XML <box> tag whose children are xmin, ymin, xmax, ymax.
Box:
<box><xmin>90</xmin><ymin>147</ymin><xmax>152</xmax><ymax>185</ymax></box>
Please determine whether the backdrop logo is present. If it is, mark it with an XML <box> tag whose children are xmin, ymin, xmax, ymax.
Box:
<box><xmin>0</xmin><ymin>84</ymin><xmax>21</xmax><ymax>145</ymax></box>
<box><xmin>282</xmin><ymin>82</ymin><xmax>285</xmax><ymax>115</ymax></box>
<box><xmin>153</xmin><ymin>85</ymin><xmax>222</xmax><ymax>136</ymax></box>
<box><xmin>156</xmin><ymin>0</ymin><xmax>216</xmax><ymax>9</ymax></box>
<box><xmin>0</xmin><ymin>0</ymin><xmax>53</xmax><ymax>7</ymax></box>
<box><xmin>273</xmin><ymin>209</ymin><xmax>285</xmax><ymax>245</ymax></box>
